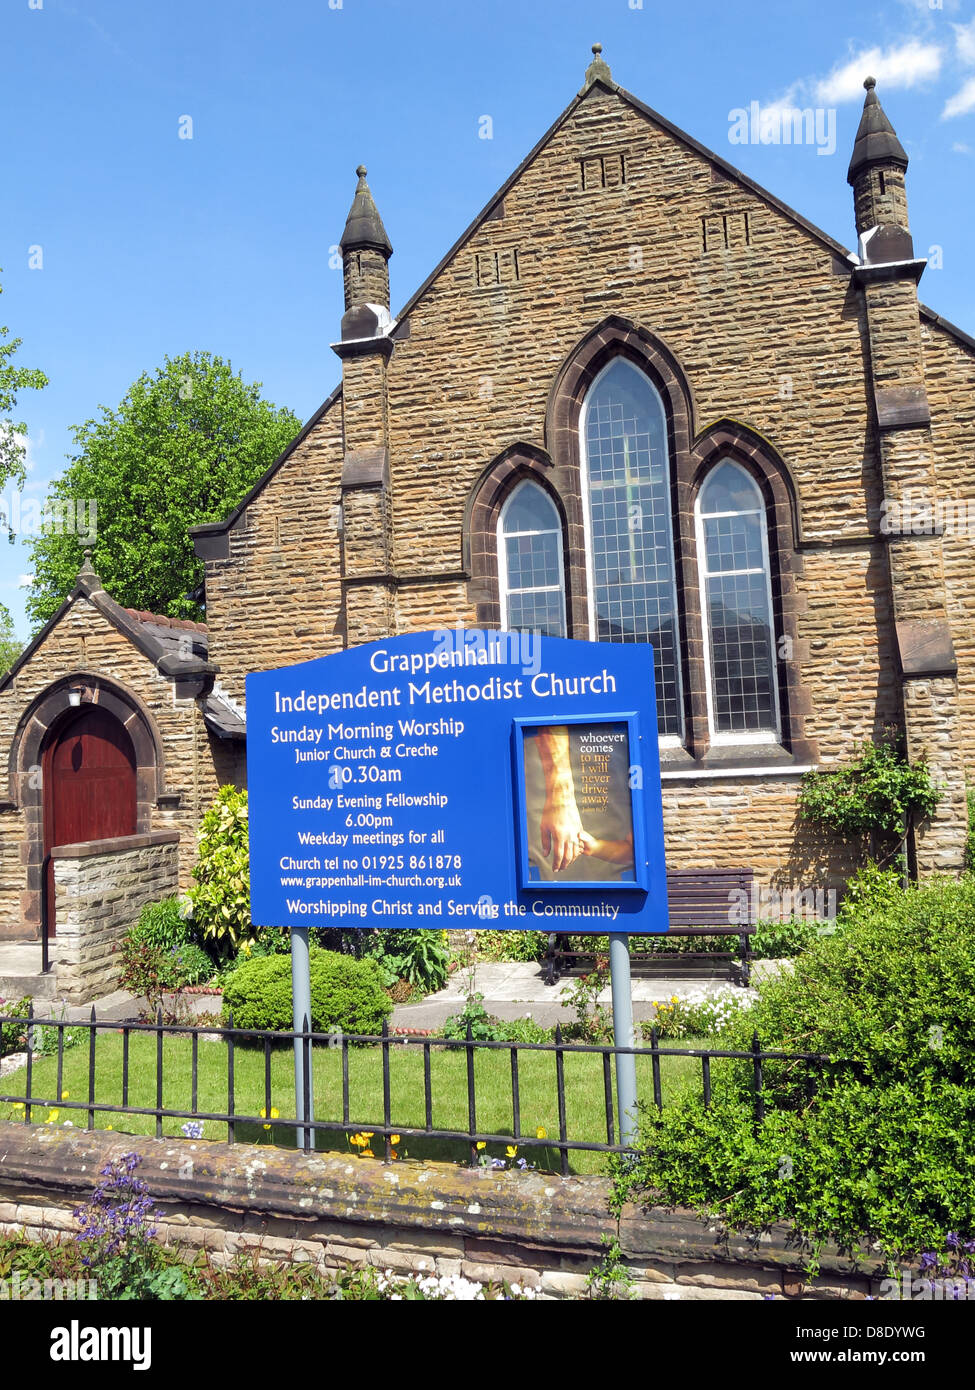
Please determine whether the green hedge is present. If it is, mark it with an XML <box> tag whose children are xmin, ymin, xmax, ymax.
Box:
<box><xmin>617</xmin><ymin>877</ymin><xmax>975</xmax><ymax>1266</ymax></box>
<box><xmin>221</xmin><ymin>949</ymin><xmax>392</xmax><ymax>1036</ymax></box>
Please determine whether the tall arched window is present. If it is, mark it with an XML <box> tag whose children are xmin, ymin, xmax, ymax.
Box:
<box><xmin>580</xmin><ymin>359</ymin><xmax>683</xmax><ymax>740</ymax></box>
<box><xmin>497</xmin><ymin>480</ymin><xmax>567</xmax><ymax>637</ymax></box>
<box><xmin>695</xmin><ymin>460</ymin><xmax>779</xmax><ymax>741</ymax></box>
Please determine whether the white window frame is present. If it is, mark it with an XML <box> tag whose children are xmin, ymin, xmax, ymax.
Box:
<box><xmin>694</xmin><ymin>459</ymin><xmax>781</xmax><ymax>745</ymax></box>
<box><xmin>497</xmin><ymin>479</ymin><xmax>567</xmax><ymax>638</ymax></box>
<box><xmin>579</xmin><ymin>357</ymin><xmax>684</xmax><ymax>747</ymax></box>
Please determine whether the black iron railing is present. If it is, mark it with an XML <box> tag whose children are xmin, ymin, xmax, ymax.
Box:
<box><xmin>0</xmin><ymin>1005</ymin><xmax>836</xmax><ymax>1174</ymax></box>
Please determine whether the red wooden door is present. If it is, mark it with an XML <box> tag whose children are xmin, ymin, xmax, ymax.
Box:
<box><xmin>43</xmin><ymin>707</ymin><xmax>137</xmax><ymax>937</ymax></box>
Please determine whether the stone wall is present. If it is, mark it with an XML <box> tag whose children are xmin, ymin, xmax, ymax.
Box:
<box><xmin>52</xmin><ymin>832</ymin><xmax>180</xmax><ymax>1003</ymax></box>
<box><xmin>0</xmin><ymin>1122</ymin><xmax>885</xmax><ymax>1300</ymax></box>
<box><xmin>196</xmin><ymin>78</ymin><xmax>970</xmax><ymax>885</ymax></box>
<box><xmin>0</xmin><ymin>597</ymin><xmax>226</xmax><ymax>938</ymax></box>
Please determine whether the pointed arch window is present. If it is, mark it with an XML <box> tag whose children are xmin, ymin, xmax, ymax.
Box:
<box><xmin>497</xmin><ymin>481</ymin><xmax>567</xmax><ymax>638</ymax></box>
<box><xmin>695</xmin><ymin>460</ymin><xmax>779</xmax><ymax>741</ymax></box>
<box><xmin>580</xmin><ymin>359</ymin><xmax>683</xmax><ymax>740</ymax></box>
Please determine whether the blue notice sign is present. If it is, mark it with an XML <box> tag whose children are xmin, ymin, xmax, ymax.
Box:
<box><xmin>246</xmin><ymin>630</ymin><xmax>668</xmax><ymax>934</ymax></box>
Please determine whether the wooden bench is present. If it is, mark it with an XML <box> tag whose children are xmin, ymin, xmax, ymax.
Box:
<box><xmin>543</xmin><ymin>867</ymin><xmax>756</xmax><ymax>986</ymax></box>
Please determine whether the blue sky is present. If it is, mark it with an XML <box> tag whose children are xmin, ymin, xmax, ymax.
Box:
<box><xmin>3</xmin><ymin>0</ymin><xmax>975</xmax><ymax>638</ymax></box>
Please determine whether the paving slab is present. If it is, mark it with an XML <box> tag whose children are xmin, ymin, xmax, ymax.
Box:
<box><xmin>391</xmin><ymin>961</ymin><xmax>757</xmax><ymax>1031</ymax></box>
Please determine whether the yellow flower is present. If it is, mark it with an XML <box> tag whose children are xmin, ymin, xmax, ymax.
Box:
<box><xmin>390</xmin><ymin>1134</ymin><xmax>401</xmax><ymax>1145</ymax></box>
<box><xmin>475</xmin><ymin>1141</ymin><xmax>486</xmax><ymax>1150</ymax></box>
<box><xmin>361</xmin><ymin>1148</ymin><xmax>375</xmax><ymax>1158</ymax></box>
<box><xmin>46</xmin><ymin>1109</ymin><xmax>59</xmax><ymax>1123</ymax></box>
<box><xmin>12</xmin><ymin>1102</ymin><xmax>23</xmax><ymax>1110</ymax></box>
<box><xmin>505</xmin><ymin>1145</ymin><xmax>517</xmax><ymax>1159</ymax></box>
<box><xmin>361</xmin><ymin>1131</ymin><xmax>374</xmax><ymax>1140</ymax></box>
<box><xmin>536</xmin><ymin>1127</ymin><xmax>547</xmax><ymax>1140</ymax></box>
<box><xmin>61</xmin><ymin>1090</ymin><xmax>70</xmax><ymax>1100</ymax></box>
<box><xmin>350</xmin><ymin>1134</ymin><xmax>366</xmax><ymax>1147</ymax></box>
<box><xmin>671</xmin><ymin>996</ymin><xmax>679</xmax><ymax>1004</ymax></box>
<box><xmin>106</xmin><ymin>1126</ymin><xmax>113</xmax><ymax>1131</ymax></box>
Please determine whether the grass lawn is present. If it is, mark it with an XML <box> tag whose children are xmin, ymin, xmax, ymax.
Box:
<box><xmin>0</xmin><ymin>1030</ymin><xmax>727</xmax><ymax>1175</ymax></box>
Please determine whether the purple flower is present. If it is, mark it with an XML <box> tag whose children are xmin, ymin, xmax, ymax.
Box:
<box><xmin>181</xmin><ymin>1121</ymin><xmax>204</xmax><ymax>1139</ymax></box>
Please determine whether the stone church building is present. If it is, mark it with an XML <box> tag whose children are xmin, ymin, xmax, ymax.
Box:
<box><xmin>1</xmin><ymin>47</ymin><xmax>972</xmax><ymax>995</ymax></box>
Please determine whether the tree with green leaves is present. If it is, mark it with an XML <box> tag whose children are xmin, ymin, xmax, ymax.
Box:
<box><xmin>0</xmin><ymin>608</ymin><xmax>23</xmax><ymax>677</ymax></box>
<box><xmin>26</xmin><ymin>352</ymin><xmax>301</xmax><ymax>626</ymax></box>
<box><xmin>0</xmin><ymin>269</ymin><xmax>47</xmax><ymax>661</ymax></box>
<box><xmin>0</xmin><ymin>270</ymin><xmax>48</xmax><ymax>492</ymax></box>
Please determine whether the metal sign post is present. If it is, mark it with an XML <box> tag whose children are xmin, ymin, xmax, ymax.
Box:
<box><xmin>609</xmin><ymin>932</ymin><xmax>638</xmax><ymax>1147</ymax></box>
<box><xmin>290</xmin><ymin>925</ymin><xmax>313</xmax><ymax>1149</ymax></box>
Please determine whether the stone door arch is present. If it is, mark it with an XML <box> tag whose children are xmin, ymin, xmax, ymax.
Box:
<box><xmin>41</xmin><ymin>706</ymin><xmax>138</xmax><ymax>937</ymax></box>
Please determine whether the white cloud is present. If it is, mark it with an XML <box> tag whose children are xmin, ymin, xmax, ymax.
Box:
<box><xmin>814</xmin><ymin>40</ymin><xmax>944</xmax><ymax>105</ymax></box>
<box><xmin>954</xmin><ymin>17</ymin><xmax>975</xmax><ymax>67</ymax></box>
<box><xmin>952</xmin><ymin>140</ymin><xmax>972</xmax><ymax>153</ymax></box>
<box><xmin>943</xmin><ymin>74</ymin><xmax>975</xmax><ymax>118</ymax></box>
<box><xmin>17</xmin><ymin>575</ymin><xmax>33</xmax><ymax>588</ymax></box>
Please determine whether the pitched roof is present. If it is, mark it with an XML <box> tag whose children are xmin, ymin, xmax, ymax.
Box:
<box><xmin>0</xmin><ymin>558</ymin><xmax>213</xmax><ymax>693</ymax></box>
<box><xmin>195</xmin><ymin>63</ymin><xmax>975</xmax><ymax>535</ymax></box>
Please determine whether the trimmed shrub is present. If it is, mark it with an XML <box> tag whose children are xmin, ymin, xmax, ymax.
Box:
<box><xmin>618</xmin><ymin>877</ymin><xmax>975</xmax><ymax>1266</ymax></box>
<box><xmin>221</xmin><ymin>949</ymin><xmax>392</xmax><ymax>1036</ymax></box>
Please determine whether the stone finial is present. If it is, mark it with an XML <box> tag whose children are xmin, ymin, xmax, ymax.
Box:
<box><xmin>847</xmin><ymin>76</ymin><xmax>909</xmax><ymax>185</ymax></box>
<box><xmin>78</xmin><ymin>548</ymin><xmax>96</xmax><ymax>579</ymax></box>
<box><xmin>582</xmin><ymin>42</ymin><xmax>614</xmax><ymax>91</ymax></box>
<box><xmin>340</xmin><ymin>165</ymin><xmax>392</xmax><ymax>257</ymax></box>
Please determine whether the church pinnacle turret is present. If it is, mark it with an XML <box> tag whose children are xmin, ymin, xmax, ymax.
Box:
<box><xmin>339</xmin><ymin>165</ymin><xmax>393</xmax><ymax>338</ymax></box>
<box><xmin>848</xmin><ymin>77</ymin><xmax>913</xmax><ymax>261</ymax></box>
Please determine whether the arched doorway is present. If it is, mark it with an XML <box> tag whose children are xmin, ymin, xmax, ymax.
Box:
<box><xmin>42</xmin><ymin>707</ymin><xmax>138</xmax><ymax>937</ymax></box>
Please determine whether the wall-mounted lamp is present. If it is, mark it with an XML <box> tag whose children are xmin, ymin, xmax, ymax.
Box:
<box><xmin>67</xmin><ymin>687</ymin><xmax>83</xmax><ymax>708</ymax></box>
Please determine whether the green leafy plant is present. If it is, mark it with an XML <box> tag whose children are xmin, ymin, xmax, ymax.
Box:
<box><xmin>560</xmin><ymin>961</ymin><xmax>613</xmax><ymax>1043</ymax></box>
<box><xmin>187</xmin><ymin>786</ymin><xmax>251</xmax><ymax>948</ymax></box>
<box><xmin>586</xmin><ymin>1235</ymin><xmax>636</xmax><ymax>1301</ymax></box>
<box><xmin>642</xmin><ymin>990</ymin><xmax>750</xmax><ymax>1041</ymax></box>
<box><xmin>439</xmin><ymin>999</ymin><xmax>551</xmax><ymax>1043</ymax></box>
<box><xmin>750</xmin><ymin>916</ymin><xmax>824</xmax><ymax>959</ymax></box>
<box><xmin>797</xmin><ymin>737</ymin><xmax>941</xmax><ymax>866</ymax></box>
<box><xmin>835</xmin><ymin>860</ymin><xmax>903</xmax><ymax>923</ymax></box>
<box><xmin>73</xmin><ymin>1153</ymin><xmax>198</xmax><ymax>1300</ymax></box>
<box><xmin>117</xmin><ymin>938</ymin><xmax>187</xmax><ymax>1023</ymax></box>
<box><xmin>0</xmin><ymin>995</ymin><xmax>31</xmax><ymax>1057</ymax></box>
<box><xmin>220</xmin><ymin>948</ymin><xmax>392</xmax><ymax>1036</ymax></box>
<box><xmin>130</xmin><ymin>897</ymin><xmax>192</xmax><ymax>953</ymax></box>
<box><xmin>617</xmin><ymin>876</ymin><xmax>975</xmax><ymax>1268</ymax></box>
<box><xmin>361</xmin><ymin>928</ymin><xmax>449</xmax><ymax>995</ymax></box>
<box><xmin>965</xmin><ymin>788</ymin><xmax>975</xmax><ymax>874</ymax></box>
<box><xmin>475</xmin><ymin>931</ymin><xmax>548</xmax><ymax>964</ymax></box>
